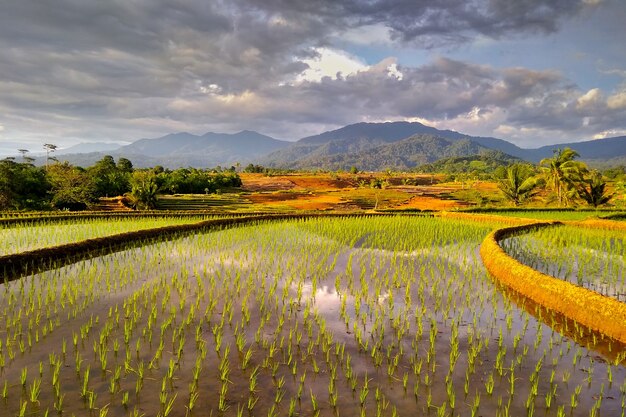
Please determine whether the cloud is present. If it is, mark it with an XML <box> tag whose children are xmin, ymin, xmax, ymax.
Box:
<box><xmin>295</xmin><ymin>48</ymin><xmax>368</xmax><ymax>83</ymax></box>
<box><xmin>576</xmin><ymin>88</ymin><xmax>603</xmax><ymax>109</ymax></box>
<box><xmin>0</xmin><ymin>0</ymin><xmax>621</xmax><ymax>148</ymax></box>
<box><xmin>607</xmin><ymin>91</ymin><xmax>626</xmax><ymax>110</ymax></box>
<box><xmin>245</xmin><ymin>0</ymin><xmax>597</xmax><ymax>47</ymax></box>
<box><xmin>235</xmin><ymin>57</ymin><xmax>626</xmax><ymax>145</ymax></box>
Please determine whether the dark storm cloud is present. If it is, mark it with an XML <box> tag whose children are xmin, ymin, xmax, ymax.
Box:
<box><xmin>0</xmin><ymin>0</ymin><xmax>592</xmax><ymax>97</ymax></box>
<box><xmin>0</xmin><ymin>0</ymin><xmax>323</xmax><ymax>100</ymax></box>
<box><xmin>246</xmin><ymin>0</ymin><xmax>591</xmax><ymax>46</ymax></box>
<box><xmin>0</xmin><ymin>0</ymin><xmax>619</xmax><ymax>146</ymax></box>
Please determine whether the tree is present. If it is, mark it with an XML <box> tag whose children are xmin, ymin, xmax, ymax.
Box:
<box><xmin>88</xmin><ymin>155</ymin><xmax>131</xmax><ymax>197</ymax></box>
<box><xmin>497</xmin><ymin>164</ymin><xmax>543</xmax><ymax>206</ymax></box>
<box><xmin>47</xmin><ymin>162</ymin><xmax>96</xmax><ymax>210</ymax></box>
<box><xmin>0</xmin><ymin>158</ymin><xmax>50</xmax><ymax>210</ymax></box>
<box><xmin>539</xmin><ymin>148</ymin><xmax>586</xmax><ymax>206</ymax></box>
<box><xmin>243</xmin><ymin>164</ymin><xmax>266</xmax><ymax>173</ymax></box>
<box><xmin>43</xmin><ymin>143</ymin><xmax>58</xmax><ymax>170</ymax></box>
<box><xmin>17</xmin><ymin>149</ymin><xmax>34</xmax><ymax>163</ymax></box>
<box><xmin>127</xmin><ymin>171</ymin><xmax>159</xmax><ymax>210</ymax></box>
<box><xmin>117</xmin><ymin>158</ymin><xmax>133</xmax><ymax>173</ymax></box>
<box><xmin>576</xmin><ymin>170</ymin><xmax>613</xmax><ymax>207</ymax></box>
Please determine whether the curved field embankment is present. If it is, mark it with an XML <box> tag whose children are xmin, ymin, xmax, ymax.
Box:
<box><xmin>567</xmin><ymin>218</ymin><xmax>626</xmax><ymax>231</ymax></box>
<box><xmin>481</xmin><ymin>221</ymin><xmax>626</xmax><ymax>344</ymax></box>
<box><xmin>0</xmin><ymin>212</ymin><xmax>412</xmax><ymax>281</ymax></box>
<box><xmin>0</xmin><ymin>214</ymin><xmax>302</xmax><ymax>280</ymax></box>
<box><xmin>0</xmin><ymin>211</ymin><xmax>263</xmax><ymax>227</ymax></box>
<box><xmin>437</xmin><ymin>211</ymin><xmax>541</xmax><ymax>226</ymax></box>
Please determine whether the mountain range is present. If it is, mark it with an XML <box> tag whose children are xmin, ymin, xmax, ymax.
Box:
<box><xmin>39</xmin><ymin>130</ymin><xmax>289</xmax><ymax>169</ymax></box>
<box><xmin>259</xmin><ymin>122</ymin><xmax>626</xmax><ymax>170</ymax></box>
<box><xmin>25</xmin><ymin>122</ymin><xmax>626</xmax><ymax>170</ymax></box>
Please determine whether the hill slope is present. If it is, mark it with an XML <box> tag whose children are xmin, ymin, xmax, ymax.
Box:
<box><xmin>274</xmin><ymin>134</ymin><xmax>506</xmax><ymax>171</ymax></box>
<box><xmin>261</xmin><ymin>121</ymin><xmax>533</xmax><ymax>167</ymax></box>
<box><xmin>55</xmin><ymin>130</ymin><xmax>290</xmax><ymax>168</ymax></box>
<box><xmin>526</xmin><ymin>136</ymin><xmax>626</xmax><ymax>162</ymax></box>
<box><xmin>44</xmin><ymin>123</ymin><xmax>626</xmax><ymax>170</ymax></box>
<box><xmin>119</xmin><ymin>130</ymin><xmax>288</xmax><ymax>163</ymax></box>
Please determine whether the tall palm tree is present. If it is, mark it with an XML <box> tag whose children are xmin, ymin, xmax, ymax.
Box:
<box><xmin>539</xmin><ymin>148</ymin><xmax>586</xmax><ymax>206</ymax></box>
<box><xmin>497</xmin><ymin>163</ymin><xmax>542</xmax><ymax>206</ymax></box>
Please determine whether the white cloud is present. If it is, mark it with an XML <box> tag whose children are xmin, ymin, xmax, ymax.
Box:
<box><xmin>593</xmin><ymin>129</ymin><xmax>626</xmax><ymax>139</ymax></box>
<box><xmin>576</xmin><ymin>88</ymin><xmax>602</xmax><ymax>109</ymax></box>
<box><xmin>296</xmin><ymin>48</ymin><xmax>368</xmax><ymax>83</ymax></box>
<box><xmin>385</xmin><ymin>62</ymin><xmax>403</xmax><ymax>80</ymax></box>
<box><xmin>607</xmin><ymin>90</ymin><xmax>626</xmax><ymax>110</ymax></box>
<box><xmin>431</xmin><ymin>107</ymin><xmax>509</xmax><ymax>138</ymax></box>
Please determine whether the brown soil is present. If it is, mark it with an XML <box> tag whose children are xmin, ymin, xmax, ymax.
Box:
<box><xmin>238</xmin><ymin>173</ymin><xmax>498</xmax><ymax>212</ymax></box>
<box><xmin>394</xmin><ymin>195</ymin><xmax>470</xmax><ymax>211</ymax></box>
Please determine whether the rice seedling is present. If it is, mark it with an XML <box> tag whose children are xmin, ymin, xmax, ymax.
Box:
<box><xmin>501</xmin><ymin>224</ymin><xmax>625</xmax><ymax>302</ymax></box>
<box><xmin>0</xmin><ymin>215</ymin><xmax>220</xmax><ymax>255</ymax></box>
<box><xmin>0</xmin><ymin>215</ymin><xmax>623</xmax><ymax>416</ymax></box>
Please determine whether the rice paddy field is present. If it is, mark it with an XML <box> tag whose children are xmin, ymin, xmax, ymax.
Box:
<box><xmin>1</xmin><ymin>215</ymin><xmax>624</xmax><ymax>417</ymax></box>
<box><xmin>0</xmin><ymin>215</ymin><xmax>222</xmax><ymax>255</ymax></box>
<box><xmin>462</xmin><ymin>210</ymin><xmax>626</xmax><ymax>222</ymax></box>
<box><xmin>501</xmin><ymin>225</ymin><xmax>626</xmax><ymax>302</ymax></box>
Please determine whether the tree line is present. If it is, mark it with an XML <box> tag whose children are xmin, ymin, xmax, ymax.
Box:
<box><xmin>496</xmin><ymin>148</ymin><xmax>622</xmax><ymax>207</ymax></box>
<box><xmin>0</xmin><ymin>155</ymin><xmax>242</xmax><ymax>211</ymax></box>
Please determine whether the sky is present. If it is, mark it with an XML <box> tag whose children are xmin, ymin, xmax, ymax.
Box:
<box><xmin>1</xmin><ymin>0</ymin><xmax>625</xmax><ymax>153</ymax></box>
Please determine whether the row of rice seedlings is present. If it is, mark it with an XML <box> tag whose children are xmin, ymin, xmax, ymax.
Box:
<box><xmin>0</xmin><ymin>216</ymin><xmax>624</xmax><ymax>417</ymax></box>
<box><xmin>0</xmin><ymin>215</ymin><xmax>225</xmax><ymax>255</ymax></box>
<box><xmin>501</xmin><ymin>225</ymin><xmax>626</xmax><ymax>301</ymax></box>
<box><xmin>466</xmin><ymin>210</ymin><xmax>615</xmax><ymax>222</ymax></box>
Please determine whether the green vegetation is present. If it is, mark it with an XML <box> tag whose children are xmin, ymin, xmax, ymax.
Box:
<box><xmin>496</xmin><ymin>164</ymin><xmax>543</xmax><ymax>206</ymax></box>
<box><xmin>156</xmin><ymin>194</ymin><xmax>251</xmax><ymax>211</ymax></box>
<box><xmin>0</xmin><ymin>155</ymin><xmax>242</xmax><ymax>211</ymax></box>
<box><xmin>417</xmin><ymin>151</ymin><xmax>519</xmax><ymax>176</ymax></box>
<box><xmin>0</xmin><ymin>158</ymin><xmax>50</xmax><ymax>210</ymax></box>
<box><xmin>491</xmin><ymin>148</ymin><xmax>618</xmax><ymax>208</ymax></box>
<box><xmin>502</xmin><ymin>225</ymin><xmax>626</xmax><ymax>301</ymax></box>
<box><xmin>539</xmin><ymin>148</ymin><xmax>590</xmax><ymax>206</ymax></box>
<box><xmin>576</xmin><ymin>170</ymin><xmax>613</xmax><ymax>207</ymax></box>
<box><xmin>1</xmin><ymin>215</ymin><xmax>624</xmax><ymax>416</ymax></box>
<box><xmin>0</xmin><ymin>215</ymin><xmax>216</xmax><ymax>255</ymax></box>
<box><xmin>462</xmin><ymin>209</ymin><xmax>624</xmax><ymax>221</ymax></box>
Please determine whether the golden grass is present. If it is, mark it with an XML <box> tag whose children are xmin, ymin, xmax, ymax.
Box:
<box><xmin>247</xmin><ymin>191</ymin><xmax>343</xmax><ymax>210</ymax></box>
<box><xmin>392</xmin><ymin>195</ymin><xmax>467</xmax><ymax>211</ymax></box>
<box><xmin>480</xmin><ymin>223</ymin><xmax>626</xmax><ymax>344</ymax></box>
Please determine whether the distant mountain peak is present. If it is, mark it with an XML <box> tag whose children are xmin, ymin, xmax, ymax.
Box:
<box><xmin>111</xmin><ymin>129</ymin><xmax>290</xmax><ymax>167</ymax></box>
<box><xmin>44</xmin><ymin>124</ymin><xmax>626</xmax><ymax>170</ymax></box>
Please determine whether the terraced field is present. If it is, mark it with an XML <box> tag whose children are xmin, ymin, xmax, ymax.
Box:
<box><xmin>0</xmin><ymin>213</ymin><xmax>624</xmax><ymax>417</ymax></box>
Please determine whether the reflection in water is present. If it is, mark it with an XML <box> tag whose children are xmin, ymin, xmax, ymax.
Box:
<box><xmin>1</xmin><ymin>220</ymin><xmax>625</xmax><ymax>417</ymax></box>
<box><xmin>496</xmin><ymin>281</ymin><xmax>626</xmax><ymax>365</ymax></box>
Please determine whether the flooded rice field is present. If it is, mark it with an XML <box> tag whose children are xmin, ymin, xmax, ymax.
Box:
<box><xmin>501</xmin><ymin>224</ymin><xmax>626</xmax><ymax>302</ymax></box>
<box><xmin>0</xmin><ymin>216</ymin><xmax>624</xmax><ymax>416</ymax></box>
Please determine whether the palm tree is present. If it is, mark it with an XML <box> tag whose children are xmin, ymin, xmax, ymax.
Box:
<box><xmin>43</xmin><ymin>143</ymin><xmax>57</xmax><ymax>170</ymax></box>
<box><xmin>539</xmin><ymin>148</ymin><xmax>586</xmax><ymax>206</ymax></box>
<box><xmin>497</xmin><ymin>164</ymin><xmax>543</xmax><ymax>206</ymax></box>
<box><xmin>127</xmin><ymin>171</ymin><xmax>159</xmax><ymax>210</ymax></box>
<box><xmin>576</xmin><ymin>170</ymin><xmax>613</xmax><ymax>207</ymax></box>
